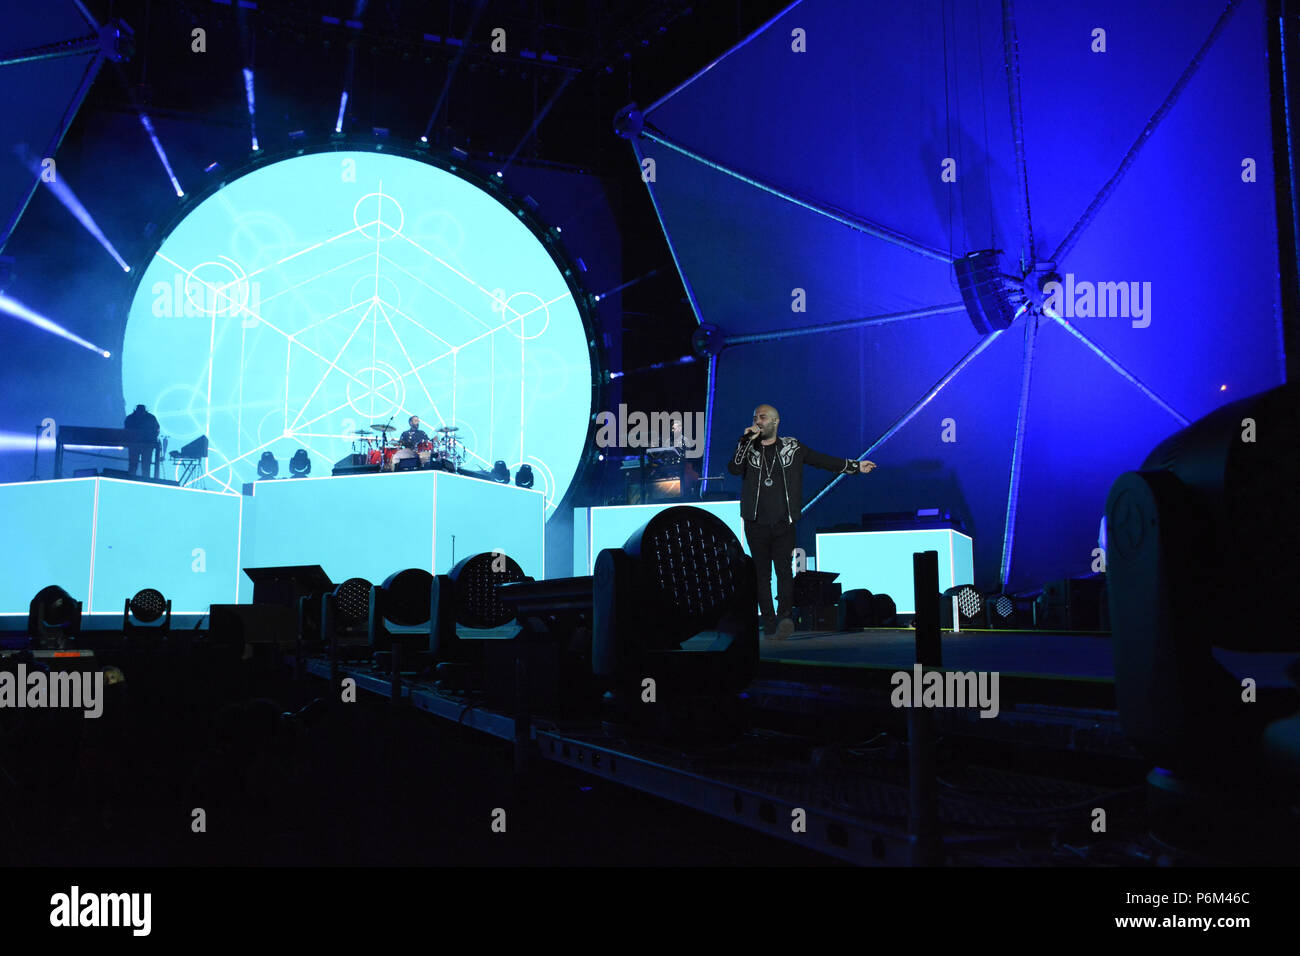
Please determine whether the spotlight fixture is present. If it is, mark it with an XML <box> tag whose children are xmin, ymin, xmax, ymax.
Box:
<box><xmin>871</xmin><ymin>592</ymin><xmax>898</xmax><ymax>627</ymax></box>
<box><xmin>323</xmin><ymin>577</ymin><xmax>375</xmax><ymax>661</ymax></box>
<box><xmin>369</xmin><ymin>568</ymin><xmax>434</xmax><ymax>661</ymax></box>
<box><xmin>430</xmin><ymin>551</ymin><xmax>532</xmax><ymax>692</ymax></box>
<box><xmin>592</xmin><ymin>506</ymin><xmax>758</xmax><ymax>741</ymax></box>
<box><xmin>515</xmin><ymin>464</ymin><xmax>534</xmax><ymax>488</ymax></box>
<box><xmin>28</xmin><ymin>585</ymin><xmax>82</xmax><ymax>649</ymax></box>
<box><xmin>124</xmin><ymin>587</ymin><xmax>171</xmax><ymax>634</ymax></box>
<box><xmin>983</xmin><ymin>592</ymin><xmax>1027</xmax><ymax>629</ymax></box>
<box><xmin>491</xmin><ymin>460</ymin><xmax>510</xmax><ymax>483</ymax></box>
<box><xmin>940</xmin><ymin>584</ymin><xmax>985</xmax><ymax>629</ymax></box>
<box><xmin>257</xmin><ymin>451</ymin><xmax>279</xmax><ymax>479</ymax></box>
<box><xmin>839</xmin><ymin>588</ymin><xmax>874</xmax><ymax>628</ymax></box>
<box><xmin>289</xmin><ymin>449</ymin><xmax>311</xmax><ymax>478</ymax></box>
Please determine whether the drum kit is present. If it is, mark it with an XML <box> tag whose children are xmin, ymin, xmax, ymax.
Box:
<box><xmin>352</xmin><ymin>423</ymin><xmax>467</xmax><ymax>472</ymax></box>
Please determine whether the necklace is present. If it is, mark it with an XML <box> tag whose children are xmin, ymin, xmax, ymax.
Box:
<box><xmin>762</xmin><ymin>443</ymin><xmax>777</xmax><ymax>487</ymax></box>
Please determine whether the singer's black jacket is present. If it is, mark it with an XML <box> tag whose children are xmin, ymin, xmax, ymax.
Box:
<box><xmin>727</xmin><ymin>435</ymin><xmax>862</xmax><ymax>524</ymax></box>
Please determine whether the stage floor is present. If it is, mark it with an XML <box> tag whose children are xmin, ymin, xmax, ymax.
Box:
<box><xmin>756</xmin><ymin>626</ymin><xmax>1298</xmax><ymax>690</ymax></box>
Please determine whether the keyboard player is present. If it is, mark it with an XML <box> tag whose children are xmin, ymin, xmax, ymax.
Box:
<box><xmin>124</xmin><ymin>404</ymin><xmax>161</xmax><ymax>476</ymax></box>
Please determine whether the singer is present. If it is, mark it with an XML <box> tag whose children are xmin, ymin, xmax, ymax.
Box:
<box><xmin>728</xmin><ymin>404</ymin><xmax>876</xmax><ymax>639</ymax></box>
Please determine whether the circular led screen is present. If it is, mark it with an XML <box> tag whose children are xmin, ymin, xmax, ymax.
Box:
<box><xmin>122</xmin><ymin>150</ymin><xmax>594</xmax><ymax>514</ymax></box>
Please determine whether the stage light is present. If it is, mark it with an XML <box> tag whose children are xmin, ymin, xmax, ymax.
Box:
<box><xmin>28</xmin><ymin>585</ymin><xmax>82</xmax><ymax>649</ymax></box>
<box><xmin>288</xmin><ymin>449</ymin><xmax>311</xmax><ymax>477</ymax></box>
<box><xmin>491</xmin><ymin>460</ymin><xmax>510</xmax><ymax>483</ymax></box>
<box><xmin>1107</xmin><ymin>381</ymin><xmax>1299</xmax><ymax>858</ymax></box>
<box><xmin>592</xmin><ymin>505</ymin><xmax>758</xmax><ymax>741</ymax></box>
<box><xmin>370</xmin><ymin>568</ymin><xmax>434</xmax><ymax>662</ymax></box>
<box><xmin>444</xmin><ymin>552</ymin><xmax>529</xmax><ymax>629</ymax></box>
<box><xmin>941</xmin><ymin>584</ymin><xmax>985</xmax><ymax>629</ymax></box>
<box><xmin>335</xmin><ymin>91</ymin><xmax>348</xmax><ymax>132</ymax></box>
<box><xmin>124</xmin><ymin>587</ymin><xmax>171</xmax><ymax>634</ymax></box>
<box><xmin>515</xmin><ymin>464</ymin><xmax>534</xmax><ymax>488</ymax></box>
<box><xmin>840</xmin><ymin>588</ymin><xmax>874</xmax><ymax>628</ymax></box>
<box><xmin>431</xmin><ymin>551</ymin><xmax>533</xmax><ymax>690</ymax></box>
<box><xmin>14</xmin><ymin>145</ymin><xmax>130</xmax><ymax>271</ymax></box>
<box><xmin>420</xmin><ymin>135</ymin><xmax>428</xmax><ymax>143</ymax></box>
<box><xmin>985</xmin><ymin>592</ymin><xmax>1016</xmax><ymax>628</ymax></box>
<box><xmin>242</xmin><ymin>68</ymin><xmax>258</xmax><ymax>152</ymax></box>
<box><xmin>985</xmin><ymin>592</ymin><xmax>1033</xmax><ymax>629</ymax></box>
<box><xmin>871</xmin><ymin>593</ymin><xmax>898</xmax><ymax>627</ymax></box>
<box><xmin>323</xmin><ymin>576</ymin><xmax>375</xmax><ymax>661</ymax></box>
<box><xmin>257</xmin><ymin>451</ymin><xmax>279</xmax><ymax>479</ymax></box>
<box><xmin>136</xmin><ymin>112</ymin><xmax>185</xmax><ymax>197</ymax></box>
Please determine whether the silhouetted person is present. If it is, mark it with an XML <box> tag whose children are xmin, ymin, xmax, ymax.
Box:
<box><xmin>124</xmin><ymin>404</ymin><xmax>160</xmax><ymax>477</ymax></box>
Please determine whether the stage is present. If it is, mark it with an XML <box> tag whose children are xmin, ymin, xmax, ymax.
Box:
<box><xmin>0</xmin><ymin>470</ymin><xmax>545</xmax><ymax>614</ymax></box>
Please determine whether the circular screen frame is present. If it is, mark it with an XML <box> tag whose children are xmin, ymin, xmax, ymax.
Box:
<box><xmin>119</xmin><ymin>142</ymin><xmax>605</xmax><ymax>516</ymax></box>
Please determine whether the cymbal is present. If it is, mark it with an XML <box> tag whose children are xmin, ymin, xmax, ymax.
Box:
<box><xmin>371</xmin><ymin>424</ymin><xmax>395</xmax><ymax>432</ymax></box>
<box><xmin>351</xmin><ymin>430</ymin><xmax>371</xmax><ymax>436</ymax></box>
<box><xmin>436</xmin><ymin>425</ymin><xmax>459</xmax><ymax>433</ymax></box>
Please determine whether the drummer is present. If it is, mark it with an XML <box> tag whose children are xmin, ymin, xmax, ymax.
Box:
<box><xmin>398</xmin><ymin>415</ymin><xmax>430</xmax><ymax>450</ymax></box>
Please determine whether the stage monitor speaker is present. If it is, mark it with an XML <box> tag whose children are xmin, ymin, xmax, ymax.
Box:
<box><xmin>793</xmin><ymin>570</ymin><xmax>841</xmax><ymax>606</ymax></box>
<box><xmin>209</xmin><ymin>603</ymin><xmax>296</xmax><ymax>646</ymax></box>
<box><xmin>1035</xmin><ymin>576</ymin><xmax>1105</xmax><ymax>630</ymax></box>
<box><xmin>242</xmin><ymin>565</ymin><xmax>334</xmax><ymax>609</ymax></box>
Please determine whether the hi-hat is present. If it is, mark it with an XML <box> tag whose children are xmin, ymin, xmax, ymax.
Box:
<box><xmin>436</xmin><ymin>425</ymin><xmax>460</xmax><ymax>433</ymax></box>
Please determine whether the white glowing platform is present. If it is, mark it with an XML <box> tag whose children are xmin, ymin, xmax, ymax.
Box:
<box><xmin>0</xmin><ymin>478</ymin><xmax>243</xmax><ymax>614</ymax></box>
<box><xmin>814</xmin><ymin>529</ymin><xmax>974</xmax><ymax>615</ymax></box>
<box><xmin>242</xmin><ymin>470</ymin><xmax>545</xmax><ymax>588</ymax></box>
